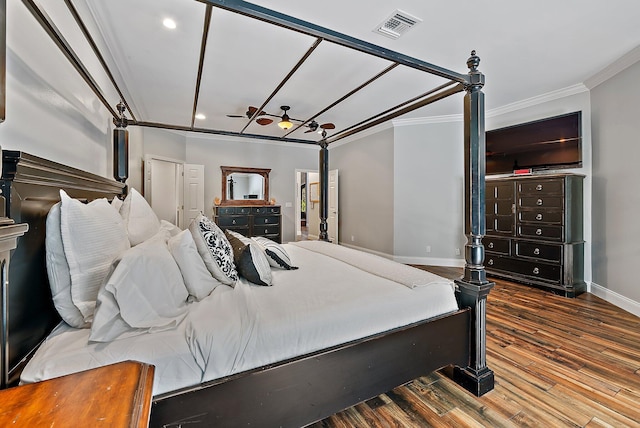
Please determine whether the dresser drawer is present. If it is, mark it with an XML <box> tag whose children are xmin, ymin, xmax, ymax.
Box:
<box><xmin>254</xmin><ymin>215</ymin><xmax>279</xmax><ymax>226</ymax></box>
<box><xmin>484</xmin><ymin>237</ymin><xmax>510</xmax><ymax>255</ymax></box>
<box><xmin>217</xmin><ymin>207</ymin><xmax>236</xmax><ymax>215</ymax></box>
<box><xmin>518</xmin><ymin>180</ymin><xmax>563</xmax><ymax>195</ymax></box>
<box><xmin>519</xmin><ymin>210</ymin><xmax>563</xmax><ymax>224</ymax></box>
<box><xmin>518</xmin><ymin>224</ymin><xmax>563</xmax><ymax>241</ymax></box>
<box><xmin>216</xmin><ymin>206</ymin><xmax>252</xmax><ymax>215</ymax></box>
<box><xmin>217</xmin><ymin>216</ymin><xmax>249</xmax><ymax>227</ymax></box>
<box><xmin>252</xmin><ymin>206</ymin><xmax>281</xmax><ymax>215</ymax></box>
<box><xmin>515</xmin><ymin>241</ymin><xmax>562</xmax><ymax>262</ymax></box>
<box><xmin>252</xmin><ymin>225</ymin><xmax>280</xmax><ymax>236</ymax></box>
<box><xmin>486</xmin><ymin>256</ymin><xmax>561</xmax><ymax>283</ymax></box>
<box><xmin>519</xmin><ymin>196</ymin><xmax>563</xmax><ymax>209</ymax></box>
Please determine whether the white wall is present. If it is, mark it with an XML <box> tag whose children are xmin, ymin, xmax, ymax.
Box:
<box><xmin>0</xmin><ymin>0</ymin><xmax>113</xmax><ymax>175</ymax></box>
<box><xmin>393</xmin><ymin>120</ymin><xmax>465</xmax><ymax>266</ymax></box>
<box><xmin>330</xmin><ymin>127</ymin><xmax>395</xmax><ymax>256</ymax></box>
<box><xmin>590</xmin><ymin>59</ymin><xmax>640</xmax><ymax>315</ymax></box>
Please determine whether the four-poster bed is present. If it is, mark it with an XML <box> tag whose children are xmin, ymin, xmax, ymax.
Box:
<box><xmin>1</xmin><ymin>0</ymin><xmax>494</xmax><ymax>426</ymax></box>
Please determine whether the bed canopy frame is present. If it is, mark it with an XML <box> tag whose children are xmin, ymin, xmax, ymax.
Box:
<box><xmin>2</xmin><ymin>0</ymin><xmax>494</xmax><ymax>425</ymax></box>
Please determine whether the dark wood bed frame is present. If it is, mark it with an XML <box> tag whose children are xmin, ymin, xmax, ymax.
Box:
<box><xmin>1</xmin><ymin>1</ymin><xmax>495</xmax><ymax>427</ymax></box>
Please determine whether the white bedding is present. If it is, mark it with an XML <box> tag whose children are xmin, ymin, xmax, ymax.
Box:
<box><xmin>21</xmin><ymin>241</ymin><xmax>459</xmax><ymax>395</ymax></box>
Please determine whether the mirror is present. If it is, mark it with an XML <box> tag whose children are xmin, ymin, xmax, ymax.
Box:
<box><xmin>221</xmin><ymin>166</ymin><xmax>271</xmax><ymax>206</ymax></box>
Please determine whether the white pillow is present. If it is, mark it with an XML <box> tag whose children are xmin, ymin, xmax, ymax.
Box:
<box><xmin>168</xmin><ymin>230</ymin><xmax>220</xmax><ymax>300</ymax></box>
<box><xmin>45</xmin><ymin>203</ymin><xmax>88</xmax><ymax>328</ymax></box>
<box><xmin>252</xmin><ymin>236</ymin><xmax>298</xmax><ymax>270</ymax></box>
<box><xmin>90</xmin><ymin>236</ymin><xmax>189</xmax><ymax>342</ymax></box>
<box><xmin>111</xmin><ymin>196</ymin><xmax>123</xmax><ymax>212</ymax></box>
<box><xmin>120</xmin><ymin>188</ymin><xmax>161</xmax><ymax>246</ymax></box>
<box><xmin>188</xmin><ymin>214</ymin><xmax>238</xmax><ymax>286</ymax></box>
<box><xmin>59</xmin><ymin>190</ymin><xmax>130</xmax><ymax>323</ymax></box>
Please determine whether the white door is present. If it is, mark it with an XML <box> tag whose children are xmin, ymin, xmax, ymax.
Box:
<box><xmin>145</xmin><ymin>157</ymin><xmax>181</xmax><ymax>225</ymax></box>
<box><xmin>184</xmin><ymin>164</ymin><xmax>205</xmax><ymax>227</ymax></box>
<box><xmin>328</xmin><ymin>169</ymin><xmax>338</xmax><ymax>243</ymax></box>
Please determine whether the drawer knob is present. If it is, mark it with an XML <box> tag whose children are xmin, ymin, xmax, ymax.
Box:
<box><xmin>264</xmin><ymin>229</ymin><xmax>268</xmax><ymax>234</ymax></box>
<box><xmin>536</xmin><ymin>184</ymin><xmax>543</xmax><ymax>191</ymax></box>
<box><xmin>264</xmin><ymin>219</ymin><xmax>268</xmax><ymax>223</ymax></box>
<box><xmin>232</xmin><ymin>219</ymin><xmax>236</xmax><ymax>224</ymax></box>
<box><xmin>533</xmin><ymin>248</ymin><xmax>540</xmax><ymax>255</ymax></box>
<box><xmin>537</xmin><ymin>198</ymin><xmax>543</xmax><ymax>206</ymax></box>
<box><xmin>488</xmin><ymin>242</ymin><xmax>494</xmax><ymax>249</ymax></box>
<box><xmin>536</xmin><ymin>228</ymin><xmax>543</xmax><ymax>236</ymax></box>
<box><xmin>533</xmin><ymin>267</ymin><xmax>540</xmax><ymax>275</ymax></box>
<box><xmin>488</xmin><ymin>259</ymin><xmax>494</xmax><ymax>266</ymax></box>
<box><xmin>536</xmin><ymin>213</ymin><xmax>543</xmax><ymax>221</ymax></box>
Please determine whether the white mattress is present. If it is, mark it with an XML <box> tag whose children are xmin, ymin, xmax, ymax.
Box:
<box><xmin>21</xmin><ymin>242</ymin><xmax>459</xmax><ymax>396</ymax></box>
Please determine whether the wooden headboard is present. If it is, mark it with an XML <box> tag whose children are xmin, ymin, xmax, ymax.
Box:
<box><xmin>0</xmin><ymin>150</ymin><xmax>124</xmax><ymax>386</ymax></box>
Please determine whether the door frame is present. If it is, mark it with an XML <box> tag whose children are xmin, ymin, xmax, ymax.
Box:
<box><xmin>295</xmin><ymin>169</ymin><xmax>316</xmax><ymax>239</ymax></box>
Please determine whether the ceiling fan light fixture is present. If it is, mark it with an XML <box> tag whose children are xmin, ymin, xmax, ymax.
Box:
<box><xmin>278</xmin><ymin>106</ymin><xmax>293</xmax><ymax>130</ymax></box>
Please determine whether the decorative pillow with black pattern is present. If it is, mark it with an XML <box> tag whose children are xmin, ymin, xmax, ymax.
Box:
<box><xmin>225</xmin><ymin>230</ymin><xmax>273</xmax><ymax>286</ymax></box>
<box><xmin>189</xmin><ymin>214</ymin><xmax>238</xmax><ymax>286</ymax></box>
<box><xmin>252</xmin><ymin>236</ymin><xmax>298</xmax><ymax>270</ymax></box>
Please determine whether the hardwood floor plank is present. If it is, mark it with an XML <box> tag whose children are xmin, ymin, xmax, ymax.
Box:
<box><xmin>317</xmin><ymin>267</ymin><xmax>640</xmax><ymax>427</ymax></box>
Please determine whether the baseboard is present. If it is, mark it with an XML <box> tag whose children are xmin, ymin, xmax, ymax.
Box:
<box><xmin>589</xmin><ymin>282</ymin><xmax>640</xmax><ymax>318</ymax></box>
<box><xmin>394</xmin><ymin>256</ymin><xmax>465</xmax><ymax>268</ymax></box>
<box><xmin>339</xmin><ymin>242</ymin><xmax>394</xmax><ymax>260</ymax></box>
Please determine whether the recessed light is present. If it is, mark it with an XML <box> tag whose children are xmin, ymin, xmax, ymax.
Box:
<box><xmin>195</xmin><ymin>113</ymin><xmax>206</xmax><ymax>120</ymax></box>
<box><xmin>163</xmin><ymin>18</ymin><xmax>177</xmax><ymax>29</ymax></box>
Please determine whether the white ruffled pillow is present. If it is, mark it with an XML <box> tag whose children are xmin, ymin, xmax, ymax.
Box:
<box><xmin>188</xmin><ymin>214</ymin><xmax>238</xmax><ymax>286</ymax></box>
<box><xmin>45</xmin><ymin>202</ymin><xmax>88</xmax><ymax>328</ymax></box>
<box><xmin>59</xmin><ymin>190</ymin><xmax>130</xmax><ymax>324</ymax></box>
<box><xmin>90</xmin><ymin>235</ymin><xmax>189</xmax><ymax>342</ymax></box>
<box><xmin>120</xmin><ymin>188</ymin><xmax>161</xmax><ymax>246</ymax></box>
<box><xmin>252</xmin><ymin>236</ymin><xmax>298</xmax><ymax>270</ymax></box>
<box><xmin>168</xmin><ymin>230</ymin><xmax>221</xmax><ymax>300</ymax></box>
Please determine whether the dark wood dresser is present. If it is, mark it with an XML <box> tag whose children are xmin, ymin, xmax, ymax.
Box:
<box><xmin>0</xmin><ymin>360</ymin><xmax>154</xmax><ymax>427</ymax></box>
<box><xmin>214</xmin><ymin>205</ymin><xmax>282</xmax><ymax>243</ymax></box>
<box><xmin>484</xmin><ymin>173</ymin><xmax>585</xmax><ymax>297</ymax></box>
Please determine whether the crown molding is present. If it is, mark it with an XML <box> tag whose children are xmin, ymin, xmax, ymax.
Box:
<box><xmin>485</xmin><ymin>84</ymin><xmax>588</xmax><ymax>118</ymax></box>
<box><xmin>584</xmin><ymin>45</ymin><xmax>640</xmax><ymax>90</ymax></box>
<box><xmin>392</xmin><ymin>113</ymin><xmax>462</xmax><ymax>126</ymax></box>
<box><xmin>328</xmin><ymin>121</ymin><xmax>393</xmax><ymax>149</ymax></box>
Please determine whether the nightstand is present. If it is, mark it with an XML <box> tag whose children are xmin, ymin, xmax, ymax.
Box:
<box><xmin>0</xmin><ymin>360</ymin><xmax>154</xmax><ymax>427</ymax></box>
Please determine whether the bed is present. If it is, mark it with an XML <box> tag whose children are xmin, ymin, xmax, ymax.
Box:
<box><xmin>2</xmin><ymin>1</ymin><xmax>494</xmax><ymax>427</ymax></box>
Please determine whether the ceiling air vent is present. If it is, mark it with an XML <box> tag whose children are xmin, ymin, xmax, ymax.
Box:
<box><xmin>374</xmin><ymin>10</ymin><xmax>422</xmax><ymax>40</ymax></box>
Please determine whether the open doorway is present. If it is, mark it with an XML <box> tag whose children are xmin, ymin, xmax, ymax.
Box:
<box><xmin>295</xmin><ymin>170</ymin><xmax>317</xmax><ymax>240</ymax></box>
<box><xmin>295</xmin><ymin>169</ymin><xmax>338</xmax><ymax>242</ymax></box>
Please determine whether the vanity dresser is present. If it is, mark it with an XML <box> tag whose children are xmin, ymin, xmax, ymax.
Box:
<box><xmin>484</xmin><ymin>173</ymin><xmax>585</xmax><ymax>297</ymax></box>
<box><xmin>216</xmin><ymin>166</ymin><xmax>281</xmax><ymax>242</ymax></box>
<box><xmin>214</xmin><ymin>205</ymin><xmax>282</xmax><ymax>243</ymax></box>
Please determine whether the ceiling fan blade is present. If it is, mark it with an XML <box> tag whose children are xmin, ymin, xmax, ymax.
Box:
<box><xmin>304</xmin><ymin>129</ymin><xmax>314</xmax><ymax>133</ymax></box>
<box><xmin>226</xmin><ymin>114</ymin><xmax>244</xmax><ymax>118</ymax></box>
<box><xmin>256</xmin><ymin>118</ymin><xmax>273</xmax><ymax>126</ymax></box>
<box><xmin>320</xmin><ymin>123</ymin><xmax>335</xmax><ymax>130</ymax></box>
<box><xmin>247</xmin><ymin>106</ymin><xmax>258</xmax><ymax>115</ymax></box>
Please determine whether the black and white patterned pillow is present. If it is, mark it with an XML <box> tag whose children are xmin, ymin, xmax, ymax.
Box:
<box><xmin>189</xmin><ymin>214</ymin><xmax>238</xmax><ymax>286</ymax></box>
<box><xmin>252</xmin><ymin>236</ymin><xmax>298</xmax><ymax>270</ymax></box>
<box><xmin>225</xmin><ymin>231</ymin><xmax>272</xmax><ymax>286</ymax></box>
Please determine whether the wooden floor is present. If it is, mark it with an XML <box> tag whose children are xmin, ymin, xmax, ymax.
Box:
<box><xmin>313</xmin><ymin>267</ymin><xmax>640</xmax><ymax>427</ymax></box>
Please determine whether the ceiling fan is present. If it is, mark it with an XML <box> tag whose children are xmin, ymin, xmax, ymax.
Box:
<box><xmin>227</xmin><ymin>105</ymin><xmax>335</xmax><ymax>133</ymax></box>
<box><xmin>226</xmin><ymin>106</ymin><xmax>273</xmax><ymax>126</ymax></box>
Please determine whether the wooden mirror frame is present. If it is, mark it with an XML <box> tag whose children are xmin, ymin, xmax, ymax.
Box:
<box><xmin>220</xmin><ymin>166</ymin><xmax>270</xmax><ymax>206</ymax></box>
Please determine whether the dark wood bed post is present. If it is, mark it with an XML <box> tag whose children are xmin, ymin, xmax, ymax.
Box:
<box><xmin>318</xmin><ymin>139</ymin><xmax>329</xmax><ymax>241</ymax></box>
<box><xmin>453</xmin><ymin>51</ymin><xmax>495</xmax><ymax>396</ymax></box>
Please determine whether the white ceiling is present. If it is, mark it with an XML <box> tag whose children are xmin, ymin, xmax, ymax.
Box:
<box><xmin>32</xmin><ymin>0</ymin><xmax>640</xmax><ymax>144</ymax></box>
